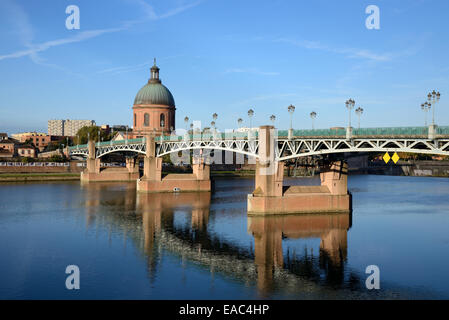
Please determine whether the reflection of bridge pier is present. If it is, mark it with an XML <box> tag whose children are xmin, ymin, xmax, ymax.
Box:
<box><xmin>137</xmin><ymin>191</ymin><xmax>211</xmax><ymax>236</ymax></box>
<box><xmin>80</xmin><ymin>140</ymin><xmax>140</xmax><ymax>182</ymax></box>
<box><xmin>248</xmin><ymin>212</ymin><xmax>351</xmax><ymax>295</ymax></box>
<box><xmin>137</xmin><ymin>135</ymin><xmax>211</xmax><ymax>193</ymax></box>
<box><xmin>136</xmin><ymin>191</ymin><xmax>211</xmax><ymax>278</ymax></box>
<box><xmin>248</xmin><ymin>126</ymin><xmax>351</xmax><ymax>214</ymax></box>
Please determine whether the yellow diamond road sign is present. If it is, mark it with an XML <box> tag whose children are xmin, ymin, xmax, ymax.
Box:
<box><xmin>383</xmin><ymin>152</ymin><xmax>391</xmax><ymax>164</ymax></box>
<box><xmin>392</xmin><ymin>152</ymin><xmax>400</xmax><ymax>164</ymax></box>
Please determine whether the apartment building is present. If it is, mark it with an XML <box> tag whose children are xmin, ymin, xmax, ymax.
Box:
<box><xmin>48</xmin><ymin>119</ymin><xmax>96</xmax><ymax>136</ymax></box>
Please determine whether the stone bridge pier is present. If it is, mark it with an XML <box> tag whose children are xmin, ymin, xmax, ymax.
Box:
<box><xmin>248</xmin><ymin>126</ymin><xmax>351</xmax><ymax>214</ymax></box>
<box><xmin>137</xmin><ymin>134</ymin><xmax>211</xmax><ymax>193</ymax></box>
<box><xmin>80</xmin><ymin>140</ymin><xmax>140</xmax><ymax>182</ymax></box>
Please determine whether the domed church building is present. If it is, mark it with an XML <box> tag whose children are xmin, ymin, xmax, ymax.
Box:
<box><xmin>132</xmin><ymin>60</ymin><xmax>176</xmax><ymax>137</ymax></box>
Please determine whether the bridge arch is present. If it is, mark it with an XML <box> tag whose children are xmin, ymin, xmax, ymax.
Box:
<box><xmin>156</xmin><ymin>145</ymin><xmax>259</xmax><ymax>159</ymax></box>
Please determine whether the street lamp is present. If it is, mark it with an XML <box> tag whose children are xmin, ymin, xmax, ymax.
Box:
<box><xmin>184</xmin><ymin>116</ymin><xmax>189</xmax><ymax>129</ymax></box>
<box><xmin>427</xmin><ymin>90</ymin><xmax>441</xmax><ymax>125</ymax></box>
<box><xmin>248</xmin><ymin>109</ymin><xmax>254</xmax><ymax>130</ymax></box>
<box><xmin>211</xmin><ymin>121</ymin><xmax>216</xmax><ymax>131</ymax></box>
<box><xmin>287</xmin><ymin>104</ymin><xmax>295</xmax><ymax>130</ymax></box>
<box><xmin>345</xmin><ymin>99</ymin><xmax>355</xmax><ymax>128</ymax></box>
<box><xmin>355</xmin><ymin>107</ymin><xmax>364</xmax><ymax>129</ymax></box>
<box><xmin>212</xmin><ymin>113</ymin><xmax>218</xmax><ymax>130</ymax></box>
<box><xmin>237</xmin><ymin>118</ymin><xmax>243</xmax><ymax>128</ymax></box>
<box><xmin>421</xmin><ymin>103</ymin><xmax>431</xmax><ymax>126</ymax></box>
<box><xmin>270</xmin><ymin>115</ymin><xmax>276</xmax><ymax>126</ymax></box>
<box><xmin>310</xmin><ymin>111</ymin><xmax>317</xmax><ymax>130</ymax></box>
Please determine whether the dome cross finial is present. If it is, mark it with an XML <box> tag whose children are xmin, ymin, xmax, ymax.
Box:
<box><xmin>153</xmin><ymin>57</ymin><xmax>157</xmax><ymax>66</ymax></box>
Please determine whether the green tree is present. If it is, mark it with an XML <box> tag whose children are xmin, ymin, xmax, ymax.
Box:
<box><xmin>162</xmin><ymin>154</ymin><xmax>172</xmax><ymax>164</ymax></box>
<box><xmin>49</xmin><ymin>154</ymin><xmax>64</xmax><ymax>162</ymax></box>
<box><xmin>74</xmin><ymin>126</ymin><xmax>109</xmax><ymax>145</ymax></box>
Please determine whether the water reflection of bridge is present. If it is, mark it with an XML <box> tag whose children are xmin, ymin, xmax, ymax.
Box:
<box><xmin>81</xmin><ymin>182</ymin><xmax>402</xmax><ymax>299</ymax></box>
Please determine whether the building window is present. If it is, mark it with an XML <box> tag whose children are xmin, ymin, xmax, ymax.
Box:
<box><xmin>134</xmin><ymin>114</ymin><xmax>137</xmax><ymax>127</ymax></box>
<box><xmin>160</xmin><ymin>114</ymin><xmax>165</xmax><ymax>128</ymax></box>
<box><xmin>144</xmin><ymin>113</ymin><xmax>150</xmax><ymax>127</ymax></box>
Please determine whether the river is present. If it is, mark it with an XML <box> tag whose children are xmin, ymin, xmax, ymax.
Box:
<box><xmin>0</xmin><ymin>175</ymin><xmax>449</xmax><ymax>299</ymax></box>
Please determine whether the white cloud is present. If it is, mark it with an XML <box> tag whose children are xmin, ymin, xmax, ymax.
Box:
<box><xmin>225</xmin><ymin>68</ymin><xmax>280</xmax><ymax>76</ymax></box>
<box><xmin>0</xmin><ymin>28</ymin><xmax>123</xmax><ymax>61</ymax></box>
<box><xmin>274</xmin><ymin>37</ymin><xmax>393</xmax><ymax>62</ymax></box>
<box><xmin>0</xmin><ymin>1</ymin><xmax>202</xmax><ymax>63</ymax></box>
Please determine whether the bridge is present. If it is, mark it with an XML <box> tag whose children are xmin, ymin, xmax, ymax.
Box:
<box><xmin>68</xmin><ymin>125</ymin><xmax>449</xmax><ymax>215</ymax></box>
<box><xmin>69</xmin><ymin>126</ymin><xmax>449</xmax><ymax>160</ymax></box>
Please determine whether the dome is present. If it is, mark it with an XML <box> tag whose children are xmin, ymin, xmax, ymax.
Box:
<box><xmin>134</xmin><ymin>82</ymin><xmax>175</xmax><ymax>107</ymax></box>
<box><xmin>133</xmin><ymin>61</ymin><xmax>175</xmax><ymax>107</ymax></box>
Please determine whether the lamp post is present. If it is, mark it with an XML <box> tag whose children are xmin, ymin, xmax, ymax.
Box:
<box><xmin>345</xmin><ymin>99</ymin><xmax>355</xmax><ymax>140</ymax></box>
<box><xmin>125</xmin><ymin>126</ymin><xmax>128</xmax><ymax>145</ymax></box>
<box><xmin>421</xmin><ymin>103</ymin><xmax>430</xmax><ymax>126</ymax></box>
<box><xmin>355</xmin><ymin>107</ymin><xmax>364</xmax><ymax>129</ymax></box>
<box><xmin>247</xmin><ymin>109</ymin><xmax>254</xmax><ymax>140</ymax></box>
<box><xmin>346</xmin><ymin>99</ymin><xmax>355</xmax><ymax>128</ymax></box>
<box><xmin>212</xmin><ymin>113</ymin><xmax>218</xmax><ymax>132</ymax></box>
<box><xmin>237</xmin><ymin>118</ymin><xmax>243</xmax><ymax>129</ymax></box>
<box><xmin>310</xmin><ymin>111</ymin><xmax>317</xmax><ymax>130</ymax></box>
<box><xmin>288</xmin><ymin>105</ymin><xmax>295</xmax><ymax>130</ymax></box>
<box><xmin>288</xmin><ymin>104</ymin><xmax>295</xmax><ymax>140</ymax></box>
<box><xmin>184</xmin><ymin>116</ymin><xmax>189</xmax><ymax>130</ymax></box>
<box><xmin>248</xmin><ymin>109</ymin><xmax>254</xmax><ymax>130</ymax></box>
<box><xmin>428</xmin><ymin>90</ymin><xmax>441</xmax><ymax>126</ymax></box>
<box><xmin>211</xmin><ymin>121</ymin><xmax>216</xmax><ymax>132</ymax></box>
<box><xmin>270</xmin><ymin>115</ymin><xmax>276</xmax><ymax>126</ymax></box>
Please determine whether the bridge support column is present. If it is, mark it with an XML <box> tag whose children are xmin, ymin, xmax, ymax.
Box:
<box><xmin>428</xmin><ymin>124</ymin><xmax>438</xmax><ymax>140</ymax></box>
<box><xmin>248</xmin><ymin>126</ymin><xmax>351</xmax><ymax>215</ymax></box>
<box><xmin>81</xmin><ymin>140</ymin><xmax>140</xmax><ymax>182</ymax></box>
<box><xmin>81</xmin><ymin>140</ymin><xmax>100</xmax><ymax>182</ymax></box>
<box><xmin>192</xmin><ymin>156</ymin><xmax>210</xmax><ymax>181</ymax></box>
<box><xmin>320</xmin><ymin>161</ymin><xmax>348</xmax><ymax>195</ymax></box>
<box><xmin>346</xmin><ymin>127</ymin><xmax>353</xmax><ymax>140</ymax></box>
<box><xmin>126</xmin><ymin>157</ymin><xmax>139</xmax><ymax>174</ymax></box>
<box><xmin>137</xmin><ymin>135</ymin><xmax>211</xmax><ymax>193</ymax></box>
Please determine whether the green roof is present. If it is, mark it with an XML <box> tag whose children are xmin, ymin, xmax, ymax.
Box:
<box><xmin>133</xmin><ymin>82</ymin><xmax>175</xmax><ymax>106</ymax></box>
<box><xmin>134</xmin><ymin>62</ymin><xmax>175</xmax><ymax>106</ymax></box>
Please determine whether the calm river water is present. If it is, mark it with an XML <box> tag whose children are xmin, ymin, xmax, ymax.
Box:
<box><xmin>1</xmin><ymin>175</ymin><xmax>449</xmax><ymax>299</ymax></box>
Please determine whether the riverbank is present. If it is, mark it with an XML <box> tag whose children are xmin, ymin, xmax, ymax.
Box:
<box><xmin>349</xmin><ymin>160</ymin><xmax>449</xmax><ymax>177</ymax></box>
<box><xmin>0</xmin><ymin>173</ymin><xmax>80</xmax><ymax>182</ymax></box>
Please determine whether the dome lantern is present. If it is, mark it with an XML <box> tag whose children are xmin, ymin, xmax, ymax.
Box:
<box><xmin>149</xmin><ymin>58</ymin><xmax>161</xmax><ymax>84</ymax></box>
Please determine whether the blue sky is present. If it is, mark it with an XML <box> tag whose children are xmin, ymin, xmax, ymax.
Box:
<box><xmin>0</xmin><ymin>0</ymin><xmax>448</xmax><ymax>134</ymax></box>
